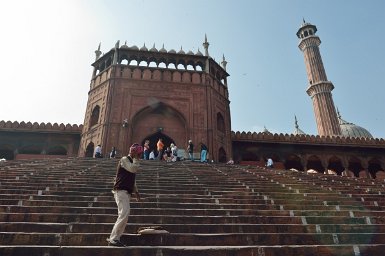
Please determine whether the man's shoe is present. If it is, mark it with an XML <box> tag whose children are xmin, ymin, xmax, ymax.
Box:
<box><xmin>108</xmin><ymin>239</ymin><xmax>126</xmax><ymax>247</ymax></box>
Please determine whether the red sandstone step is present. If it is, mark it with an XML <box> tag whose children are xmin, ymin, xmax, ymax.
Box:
<box><xmin>2</xmin><ymin>222</ymin><xmax>385</xmax><ymax>234</ymax></box>
<box><xmin>1</xmin><ymin>232</ymin><xmax>385</xmax><ymax>246</ymax></box>
<box><xmin>2</xmin><ymin>244</ymin><xmax>385</xmax><ymax>256</ymax></box>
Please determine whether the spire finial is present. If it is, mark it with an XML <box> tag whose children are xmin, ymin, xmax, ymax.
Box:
<box><xmin>95</xmin><ymin>42</ymin><xmax>102</xmax><ymax>61</ymax></box>
<box><xmin>336</xmin><ymin>107</ymin><xmax>341</xmax><ymax>118</ymax></box>
<box><xmin>221</xmin><ymin>54</ymin><xmax>228</xmax><ymax>70</ymax></box>
<box><xmin>303</xmin><ymin>18</ymin><xmax>306</xmax><ymax>24</ymax></box>
<box><xmin>203</xmin><ymin>34</ymin><xmax>210</xmax><ymax>57</ymax></box>
<box><xmin>294</xmin><ymin>115</ymin><xmax>299</xmax><ymax>129</ymax></box>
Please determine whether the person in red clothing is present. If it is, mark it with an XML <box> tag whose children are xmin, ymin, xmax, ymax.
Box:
<box><xmin>107</xmin><ymin>143</ymin><xmax>143</xmax><ymax>247</ymax></box>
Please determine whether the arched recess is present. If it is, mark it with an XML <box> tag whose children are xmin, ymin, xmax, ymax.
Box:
<box><xmin>307</xmin><ymin>155</ymin><xmax>323</xmax><ymax>173</ymax></box>
<box><xmin>131</xmin><ymin>102</ymin><xmax>187</xmax><ymax>151</ymax></box>
<box><xmin>0</xmin><ymin>144</ymin><xmax>15</xmax><ymax>160</ymax></box>
<box><xmin>284</xmin><ymin>154</ymin><xmax>303</xmax><ymax>171</ymax></box>
<box><xmin>89</xmin><ymin>105</ymin><xmax>100</xmax><ymax>128</ymax></box>
<box><xmin>240</xmin><ymin>146</ymin><xmax>259</xmax><ymax>161</ymax></box>
<box><xmin>348</xmin><ymin>156</ymin><xmax>363</xmax><ymax>177</ymax></box>
<box><xmin>46</xmin><ymin>146</ymin><xmax>67</xmax><ymax>155</ymax></box>
<box><xmin>85</xmin><ymin>142</ymin><xmax>94</xmax><ymax>158</ymax></box>
<box><xmin>328</xmin><ymin>156</ymin><xmax>344</xmax><ymax>175</ymax></box>
<box><xmin>368</xmin><ymin>158</ymin><xmax>383</xmax><ymax>179</ymax></box>
<box><xmin>217</xmin><ymin>112</ymin><xmax>225</xmax><ymax>133</ymax></box>
<box><xmin>19</xmin><ymin>145</ymin><xmax>42</xmax><ymax>155</ymax></box>
<box><xmin>218</xmin><ymin>147</ymin><xmax>227</xmax><ymax>163</ymax></box>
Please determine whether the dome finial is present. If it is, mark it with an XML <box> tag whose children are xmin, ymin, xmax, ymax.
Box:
<box><xmin>293</xmin><ymin>115</ymin><xmax>306</xmax><ymax>135</ymax></box>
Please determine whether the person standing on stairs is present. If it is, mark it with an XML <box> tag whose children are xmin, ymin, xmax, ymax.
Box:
<box><xmin>187</xmin><ymin>140</ymin><xmax>194</xmax><ymax>161</ymax></box>
<box><xmin>200</xmin><ymin>142</ymin><xmax>208</xmax><ymax>163</ymax></box>
<box><xmin>107</xmin><ymin>143</ymin><xmax>143</xmax><ymax>247</ymax></box>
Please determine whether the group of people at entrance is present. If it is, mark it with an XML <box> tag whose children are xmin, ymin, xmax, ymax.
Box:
<box><xmin>142</xmin><ymin>138</ymin><xmax>209</xmax><ymax>163</ymax></box>
<box><xmin>94</xmin><ymin>138</ymin><xmax>209</xmax><ymax>163</ymax></box>
<box><xmin>142</xmin><ymin>139</ymin><xmax>179</xmax><ymax>162</ymax></box>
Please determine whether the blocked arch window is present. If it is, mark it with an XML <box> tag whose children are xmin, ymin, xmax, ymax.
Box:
<box><xmin>217</xmin><ymin>112</ymin><xmax>225</xmax><ymax>133</ymax></box>
<box><xmin>89</xmin><ymin>105</ymin><xmax>100</xmax><ymax>127</ymax></box>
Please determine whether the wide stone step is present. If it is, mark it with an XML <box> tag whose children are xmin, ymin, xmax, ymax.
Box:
<box><xmin>2</xmin><ymin>222</ymin><xmax>385</xmax><ymax>234</ymax></box>
<box><xmin>2</xmin><ymin>213</ymin><xmax>382</xmax><ymax>225</ymax></box>
<box><xmin>1</xmin><ymin>232</ymin><xmax>385</xmax><ymax>246</ymax></box>
<box><xmin>2</xmin><ymin>244</ymin><xmax>385</xmax><ymax>256</ymax></box>
<box><xmin>4</xmin><ymin>205</ymin><xmax>381</xmax><ymax>218</ymax></box>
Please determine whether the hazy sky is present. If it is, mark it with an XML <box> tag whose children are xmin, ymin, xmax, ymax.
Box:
<box><xmin>1</xmin><ymin>0</ymin><xmax>384</xmax><ymax>138</ymax></box>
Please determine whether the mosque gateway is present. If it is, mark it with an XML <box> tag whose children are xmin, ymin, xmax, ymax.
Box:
<box><xmin>0</xmin><ymin>23</ymin><xmax>384</xmax><ymax>179</ymax></box>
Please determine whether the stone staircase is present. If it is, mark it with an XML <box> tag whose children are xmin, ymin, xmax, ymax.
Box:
<box><xmin>0</xmin><ymin>158</ymin><xmax>384</xmax><ymax>255</ymax></box>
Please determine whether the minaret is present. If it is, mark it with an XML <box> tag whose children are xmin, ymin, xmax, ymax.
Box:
<box><xmin>203</xmin><ymin>34</ymin><xmax>209</xmax><ymax>57</ymax></box>
<box><xmin>297</xmin><ymin>20</ymin><xmax>341</xmax><ymax>137</ymax></box>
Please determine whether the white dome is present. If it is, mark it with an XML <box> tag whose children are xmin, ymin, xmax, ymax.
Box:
<box><xmin>338</xmin><ymin>114</ymin><xmax>373</xmax><ymax>139</ymax></box>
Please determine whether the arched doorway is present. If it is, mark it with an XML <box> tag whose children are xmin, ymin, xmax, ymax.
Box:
<box><xmin>328</xmin><ymin>156</ymin><xmax>344</xmax><ymax>175</ymax></box>
<box><xmin>368</xmin><ymin>158</ymin><xmax>382</xmax><ymax>179</ymax></box>
<box><xmin>307</xmin><ymin>155</ymin><xmax>323</xmax><ymax>173</ymax></box>
<box><xmin>85</xmin><ymin>142</ymin><xmax>94</xmax><ymax>158</ymax></box>
<box><xmin>285</xmin><ymin>154</ymin><xmax>303</xmax><ymax>171</ymax></box>
<box><xmin>218</xmin><ymin>147</ymin><xmax>227</xmax><ymax>163</ymax></box>
<box><xmin>348</xmin><ymin>157</ymin><xmax>363</xmax><ymax>177</ymax></box>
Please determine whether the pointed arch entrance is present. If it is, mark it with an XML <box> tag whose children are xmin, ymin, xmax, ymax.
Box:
<box><xmin>131</xmin><ymin>102</ymin><xmax>187</xmax><ymax>152</ymax></box>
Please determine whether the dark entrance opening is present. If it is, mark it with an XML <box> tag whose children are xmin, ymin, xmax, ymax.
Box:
<box><xmin>218</xmin><ymin>147</ymin><xmax>227</xmax><ymax>163</ymax></box>
<box><xmin>142</xmin><ymin>131</ymin><xmax>175</xmax><ymax>157</ymax></box>
<box><xmin>85</xmin><ymin>142</ymin><xmax>94</xmax><ymax>158</ymax></box>
<box><xmin>0</xmin><ymin>149</ymin><xmax>14</xmax><ymax>160</ymax></box>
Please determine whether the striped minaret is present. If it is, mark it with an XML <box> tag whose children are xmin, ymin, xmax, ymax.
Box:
<box><xmin>297</xmin><ymin>21</ymin><xmax>342</xmax><ymax>137</ymax></box>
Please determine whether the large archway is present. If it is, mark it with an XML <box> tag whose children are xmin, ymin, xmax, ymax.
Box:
<box><xmin>131</xmin><ymin>102</ymin><xmax>187</xmax><ymax>150</ymax></box>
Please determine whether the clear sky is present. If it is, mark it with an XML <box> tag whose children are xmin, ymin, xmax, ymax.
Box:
<box><xmin>1</xmin><ymin>0</ymin><xmax>384</xmax><ymax>138</ymax></box>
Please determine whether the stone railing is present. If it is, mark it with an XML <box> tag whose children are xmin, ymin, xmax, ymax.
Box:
<box><xmin>231</xmin><ymin>131</ymin><xmax>385</xmax><ymax>147</ymax></box>
<box><xmin>0</xmin><ymin>120</ymin><xmax>83</xmax><ymax>133</ymax></box>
